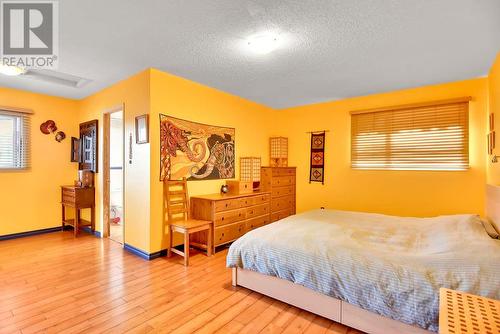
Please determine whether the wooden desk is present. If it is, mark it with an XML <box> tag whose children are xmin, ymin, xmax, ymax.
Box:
<box><xmin>439</xmin><ymin>288</ymin><xmax>500</xmax><ymax>333</ymax></box>
<box><xmin>61</xmin><ymin>186</ymin><xmax>95</xmax><ymax>237</ymax></box>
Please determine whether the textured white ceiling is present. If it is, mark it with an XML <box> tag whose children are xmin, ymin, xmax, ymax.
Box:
<box><xmin>0</xmin><ymin>0</ymin><xmax>499</xmax><ymax>108</ymax></box>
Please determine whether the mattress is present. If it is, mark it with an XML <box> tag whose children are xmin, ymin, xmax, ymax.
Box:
<box><xmin>226</xmin><ymin>209</ymin><xmax>500</xmax><ymax>332</ymax></box>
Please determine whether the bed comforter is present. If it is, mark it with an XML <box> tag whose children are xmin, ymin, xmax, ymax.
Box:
<box><xmin>226</xmin><ymin>209</ymin><xmax>500</xmax><ymax>332</ymax></box>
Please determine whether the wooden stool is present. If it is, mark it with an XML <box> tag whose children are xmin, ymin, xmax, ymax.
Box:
<box><xmin>164</xmin><ymin>178</ymin><xmax>212</xmax><ymax>266</ymax></box>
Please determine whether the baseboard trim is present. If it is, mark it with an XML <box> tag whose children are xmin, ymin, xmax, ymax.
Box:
<box><xmin>123</xmin><ymin>243</ymin><xmax>167</xmax><ymax>261</ymax></box>
<box><xmin>0</xmin><ymin>225</ymin><xmax>101</xmax><ymax>241</ymax></box>
<box><xmin>82</xmin><ymin>226</ymin><xmax>102</xmax><ymax>238</ymax></box>
<box><xmin>0</xmin><ymin>226</ymin><xmax>64</xmax><ymax>241</ymax></box>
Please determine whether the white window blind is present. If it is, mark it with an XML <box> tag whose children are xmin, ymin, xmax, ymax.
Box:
<box><xmin>351</xmin><ymin>98</ymin><xmax>470</xmax><ymax>171</ymax></box>
<box><xmin>0</xmin><ymin>109</ymin><xmax>31</xmax><ymax>170</ymax></box>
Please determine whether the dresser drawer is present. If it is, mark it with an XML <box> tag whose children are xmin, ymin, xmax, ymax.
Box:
<box><xmin>271</xmin><ymin>185</ymin><xmax>295</xmax><ymax>198</ymax></box>
<box><xmin>214</xmin><ymin>208</ymin><xmax>245</xmax><ymax>227</ymax></box>
<box><xmin>61</xmin><ymin>187</ymin><xmax>94</xmax><ymax>207</ymax></box>
<box><xmin>246</xmin><ymin>203</ymin><xmax>270</xmax><ymax>219</ymax></box>
<box><xmin>214</xmin><ymin>199</ymin><xmax>240</xmax><ymax>212</ymax></box>
<box><xmin>252</xmin><ymin>194</ymin><xmax>270</xmax><ymax>205</ymax></box>
<box><xmin>272</xmin><ymin>168</ymin><xmax>296</xmax><ymax>177</ymax></box>
<box><xmin>271</xmin><ymin>196</ymin><xmax>295</xmax><ymax>212</ymax></box>
<box><xmin>62</xmin><ymin>195</ymin><xmax>76</xmax><ymax>204</ymax></box>
<box><xmin>246</xmin><ymin>215</ymin><xmax>271</xmax><ymax>231</ymax></box>
<box><xmin>271</xmin><ymin>208</ymin><xmax>293</xmax><ymax>222</ymax></box>
<box><xmin>62</xmin><ymin>187</ymin><xmax>76</xmax><ymax>199</ymax></box>
<box><xmin>271</xmin><ymin>176</ymin><xmax>295</xmax><ymax>187</ymax></box>
<box><xmin>238</xmin><ymin>196</ymin><xmax>254</xmax><ymax>208</ymax></box>
<box><xmin>214</xmin><ymin>222</ymin><xmax>246</xmax><ymax>245</ymax></box>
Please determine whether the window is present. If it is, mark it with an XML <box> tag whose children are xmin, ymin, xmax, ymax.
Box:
<box><xmin>0</xmin><ymin>109</ymin><xmax>31</xmax><ymax>170</ymax></box>
<box><xmin>351</xmin><ymin>98</ymin><xmax>470</xmax><ymax>171</ymax></box>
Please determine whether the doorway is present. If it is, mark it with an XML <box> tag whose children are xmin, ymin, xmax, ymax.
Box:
<box><xmin>104</xmin><ymin>108</ymin><xmax>124</xmax><ymax>244</ymax></box>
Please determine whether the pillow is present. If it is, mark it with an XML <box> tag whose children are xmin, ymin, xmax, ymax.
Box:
<box><xmin>481</xmin><ymin>219</ymin><xmax>500</xmax><ymax>239</ymax></box>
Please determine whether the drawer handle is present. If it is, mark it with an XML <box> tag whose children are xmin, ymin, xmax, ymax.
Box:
<box><xmin>221</xmin><ymin>217</ymin><xmax>224</xmax><ymax>221</ymax></box>
<box><xmin>238</xmin><ymin>213</ymin><xmax>242</xmax><ymax>217</ymax></box>
<box><xmin>225</xmin><ymin>203</ymin><xmax>229</xmax><ymax>207</ymax></box>
<box><xmin>249</xmin><ymin>211</ymin><xmax>253</xmax><ymax>214</ymax></box>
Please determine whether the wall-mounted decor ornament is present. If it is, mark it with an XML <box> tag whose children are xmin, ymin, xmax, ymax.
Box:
<box><xmin>269</xmin><ymin>137</ymin><xmax>288</xmax><ymax>167</ymax></box>
<box><xmin>159</xmin><ymin>114</ymin><xmax>235</xmax><ymax>181</ymax></box>
<box><xmin>55</xmin><ymin>131</ymin><xmax>66</xmax><ymax>142</ymax></box>
<box><xmin>309</xmin><ymin>131</ymin><xmax>326</xmax><ymax>184</ymax></box>
<box><xmin>40</xmin><ymin>120</ymin><xmax>57</xmax><ymax>134</ymax></box>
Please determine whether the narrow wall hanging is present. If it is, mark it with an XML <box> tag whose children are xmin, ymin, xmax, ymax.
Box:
<box><xmin>159</xmin><ymin>114</ymin><xmax>235</xmax><ymax>181</ymax></box>
<box><xmin>308</xmin><ymin>130</ymin><xmax>327</xmax><ymax>184</ymax></box>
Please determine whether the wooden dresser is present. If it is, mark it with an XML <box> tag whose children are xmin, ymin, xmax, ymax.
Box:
<box><xmin>261</xmin><ymin>167</ymin><xmax>296</xmax><ymax>222</ymax></box>
<box><xmin>61</xmin><ymin>186</ymin><xmax>95</xmax><ymax>237</ymax></box>
<box><xmin>190</xmin><ymin>191</ymin><xmax>271</xmax><ymax>252</ymax></box>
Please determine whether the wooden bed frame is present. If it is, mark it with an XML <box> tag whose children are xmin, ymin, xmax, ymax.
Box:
<box><xmin>230</xmin><ymin>184</ymin><xmax>500</xmax><ymax>334</ymax></box>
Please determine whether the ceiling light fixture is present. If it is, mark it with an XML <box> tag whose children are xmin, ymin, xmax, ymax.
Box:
<box><xmin>0</xmin><ymin>64</ymin><xmax>26</xmax><ymax>76</ymax></box>
<box><xmin>246</xmin><ymin>33</ymin><xmax>280</xmax><ymax>55</ymax></box>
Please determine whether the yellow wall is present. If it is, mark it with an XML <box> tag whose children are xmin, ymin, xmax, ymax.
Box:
<box><xmin>78</xmin><ymin>70</ymin><xmax>151</xmax><ymax>252</ymax></box>
<box><xmin>149</xmin><ymin>69</ymin><xmax>276</xmax><ymax>253</ymax></box>
<box><xmin>280</xmin><ymin>78</ymin><xmax>488</xmax><ymax>217</ymax></box>
<box><xmin>0</xmin><ymin>87</ymin><xmax>78</xmax><ymax>235</ymax></box>
<box><xmin>0</xmin><ymin>66</ymin><xmax>496</xmax><ymax>253</ymax></box>
<box><xmin>488</xmin><ymin>53</ymin><xmax>500</xmax><ymax>185</ymax></box>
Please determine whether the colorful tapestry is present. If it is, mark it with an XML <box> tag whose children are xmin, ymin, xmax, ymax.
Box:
<box><xmin>309</xmin><ymin>132</ymin><xmax>325</xmax><ymax>184</ymax></box>
<box><xmin>159</xmin><ymin>115</ymin><xmax>235</xmax><ymax>181</ymax></box>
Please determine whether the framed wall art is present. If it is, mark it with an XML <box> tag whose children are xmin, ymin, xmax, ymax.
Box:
<box><xmin>159</xmin><ymin>114</ymin><xmax>235</xmax><ymax>181</ymax></box>
<box><xmin>135</xmin><ymin>114</ymin><xmax>149</xmax><ymax>144</ymax></box>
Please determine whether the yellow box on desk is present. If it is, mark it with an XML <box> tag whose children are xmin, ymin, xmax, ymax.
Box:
<box><xmin>227</xmin><ymin>180</ymin><xmax>253</xmax><ymax>194</ymax></box>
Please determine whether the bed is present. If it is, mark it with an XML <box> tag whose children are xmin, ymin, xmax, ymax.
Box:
<box><xmin>227</xmin><ymin>185</ymin><xmax>500</xmax><ymax>334</ymax></box>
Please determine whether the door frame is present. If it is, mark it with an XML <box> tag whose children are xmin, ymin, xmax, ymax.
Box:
<box><xmin>103</xmin><ymin>104</ymin><xmax>125</xmax><ymax>241</ymax></box>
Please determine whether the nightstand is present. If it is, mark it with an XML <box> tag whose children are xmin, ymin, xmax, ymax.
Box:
<box><xmin>61</xmin><ymin>186</ymin><xmax>95</xmax><ymax>237</ymax></box>
<box><xmin>439</xmin><ymin>288</ymin><xmax>500</xmax><ymax>334</ymax></box>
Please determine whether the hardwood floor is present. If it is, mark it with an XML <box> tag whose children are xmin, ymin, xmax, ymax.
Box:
<box><xmin>0</xmin><ymin>232</ymin><xmax>363</xmax><ymax>334</ymax></box>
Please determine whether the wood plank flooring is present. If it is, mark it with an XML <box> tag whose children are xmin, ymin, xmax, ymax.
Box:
<box><xmin>0</xmin><ymin>232</ymin><xmax>363</xmax><ymax>334</ymax></box>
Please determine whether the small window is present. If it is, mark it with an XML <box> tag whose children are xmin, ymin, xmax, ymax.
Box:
<box><xmin>351</xmin><ymin>99</ymin><xmax>469</xmax><ymax>171</ymax></box>
<box><xmin>0</xmin><ymin>110</ymin><xmax>31</xmax><ymax>170</ymax></box>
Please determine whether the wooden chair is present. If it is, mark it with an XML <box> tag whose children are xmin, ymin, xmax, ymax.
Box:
<box><xmin>164</xmin><ymin>178</ymin><xmax>212</xmax><ymax>266</ymax></box>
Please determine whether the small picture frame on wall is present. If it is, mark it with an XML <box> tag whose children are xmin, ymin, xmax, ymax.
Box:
<box><xmin>135</xmin><ymin>114</ymin><xmax>149</xmax><ymax>144</ymax></box>
<box><xmin>70</xmin><ymin>137</ymin><xmax>81</xmax><ymax>162</ymax></box>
